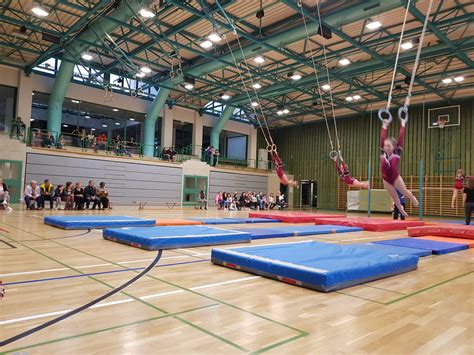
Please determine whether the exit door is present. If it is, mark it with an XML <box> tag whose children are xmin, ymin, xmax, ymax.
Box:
<box><xmin>0</xmin><ymin>160</ymin><xmax>22</xmax><ymax>203</ymax></box>
<box><xmin>300</xmin><ymin>180</ymin><xmax>317</xmax><ymax>208</ymax></box>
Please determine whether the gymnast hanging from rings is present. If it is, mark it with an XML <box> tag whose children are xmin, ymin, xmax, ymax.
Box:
<box><xmin>379</xmin><ymin>108</ymin><xmax>419</xmax><ymax>218</ymax></box>
<box><xmin>269</xmin><ymin>147</ymin><xmax>298</xmax><ymax>188</ymax></box>
<box><xmin>331</xmin><ymin>152</ymin><xmax>369</xmax><ymax>189</ymax></box>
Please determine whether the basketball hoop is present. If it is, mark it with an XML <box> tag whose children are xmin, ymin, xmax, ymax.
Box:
<box><xmin>438</xmin><ymin>118</ymin><xmax>446</xmax><ymax>129</ymax></box>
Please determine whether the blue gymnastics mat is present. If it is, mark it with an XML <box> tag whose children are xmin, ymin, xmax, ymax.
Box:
<box><xmin>361</xmin><ymin>243</ymin><xmax>431</xmax><ymax>257</ymax></box>
<box><xmin>44</xmin><ymin>215</ymin><xmax>156</xmax><ymax>230</ymax></box>
<box><xmin>188</xmin><ymin>218</ymin><xmax>245</xmax><ymax>225</ymax></box>
<box><xmin>374</xmin><ymin>238</ymin><xmax>468</xmax><ymax>255</ymax></box>
<box><xmin>103</xmin><ymin>225</ymin><xmax>251</xmax><ymax>250</ymax></box>
<box><xmin>274</xmin><ymin>225</ymin><xmax>362</xmax><ymax>236</ymax></box>
<box><xmin>212</xmin><ymin>241</ymin><xmax>419</xmax><ymax>292</ymax></box>
<box><xmin>231</xmin><ymin>227</ymin><xmax>294</xmax><ymax>239</ymax></box>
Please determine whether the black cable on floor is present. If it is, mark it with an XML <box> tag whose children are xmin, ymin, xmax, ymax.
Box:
<box><xmin>0</xmin><ymin>250</ymin><xmax>163</xmax><ymax>348</ymax></box>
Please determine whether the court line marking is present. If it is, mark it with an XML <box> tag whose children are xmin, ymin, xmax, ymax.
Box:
<box><xmin>0</xmin><ymin>276</ymin><xmax>260</xmax><ymax>325</ymax></box>
<box><xmin>0</xmin><ymin>255</ymin><xmax>190</xmax><ymax>277</ymax></box>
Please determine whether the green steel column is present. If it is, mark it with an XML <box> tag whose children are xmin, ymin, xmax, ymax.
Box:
<box><xmin>47</xmin><ymin>0</ymin><xmax>153</xmax><ymax>135</ymax></box>
<box><xmin>210</xmin><ymin>105</ymin><xmax>235</xmax><ymax>149</ymax></box>
<box><xmin>143</xmin><ymin>86</ymin><xmax>171</xmax><ymax>157</ymax></box>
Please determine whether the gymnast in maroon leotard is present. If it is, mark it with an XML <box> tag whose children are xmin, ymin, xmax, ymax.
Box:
<box><xmin>380</xmin><ymin>117</ymin><xmax>419</xmax><ymax>217</ymax></box>
<box><xmin>333</xmin><ymin>157</ymin><xmax>369</xmax><ymax>189</ymax></box>
<box><xmin>270</xmin><ymin>151</ymin><xmax>298</xmax><ymax>187</ymax></box>
<box><xmin>451</xmin><ymin>169</ymin><xmax>466</xmax><ymax>208</ymax></box>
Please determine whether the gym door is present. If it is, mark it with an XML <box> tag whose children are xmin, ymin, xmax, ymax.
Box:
<box><xmin>300</xmin><ymin>180</ymin><xmax>317</xmax><ymax>208</ymax></box>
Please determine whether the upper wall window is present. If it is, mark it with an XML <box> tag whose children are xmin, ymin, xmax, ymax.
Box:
<box><xmin>0</xmin><ymin>84</ymin><xmax>17</xmax><ymax>132</ymax></box>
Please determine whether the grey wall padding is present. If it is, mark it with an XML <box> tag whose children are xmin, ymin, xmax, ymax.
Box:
<box><xmin>209</xmin><ymin>171</ymin><xmax>268</xmax><ymax>196</ymax></box>
<box><xmin>25</xmin><ymin>153</ymin><xmax>182</xmax><ymax>205</ymax></box>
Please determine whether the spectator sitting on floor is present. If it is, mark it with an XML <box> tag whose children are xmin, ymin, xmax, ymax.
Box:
<box><xmin>40</xmin><ymin>179</ymin><xmax>55</xmax><ymax>210</ymax></box>
<box><xmin>197</xmin><ymin>190</ymin><xmax>207</xmax><ymax>210</ymax></box>
<box><xmin>73</xmin><ymin>182</ymin><xmax>85</xmax><ymax>210</ymax></box>
<box><xmin>24</xmin><ymin>180</ymin><xmax>42</xmax><ymax>210</ymax></box>
<box><xmin>57</xmin><ymin>135</ymin><xmax>65</xmax><ymax>149</ymax></box>
<box><xmin>268</xmin><ymin>193</ymin><xmax>276</xmax><ymax>210</ymax></box>
<box><xmin>215</xmin><ymin>192</ymin><xmax>223</xmax><ymax>210</ymax></box>
<box><xmin>61</xmin><ymin>182</ymin><xmax>74</xmax><ymax>210</ymax></box>
<box><xmin>84</xmin><ymin>180</ymin><xmax>98</xmax><ymax>209</ymax></box>
<box><xmin>0</xmin><ymin>178</ymin><xmax>12</xmax><ymax>211</ymax></box>
<box><xmin>54</xmin><ymin>184</ymin><xmax>64</xmax><ymax>210</ymax></box>
<box><xmin>277</xmin><ymin>191</ymin><xmax>287</xmax><ymax>210</ymax></box>
<box><xmin>97</xmin><ymin>182</ymin><xmax>109</xmax><ymax>210</ymax></box>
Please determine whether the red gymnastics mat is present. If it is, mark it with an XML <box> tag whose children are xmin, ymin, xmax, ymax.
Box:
<box><xmin>314</xmin><ymin>217</ymin><xmax>425</xmax><ymax>232</ymax></box>
<box><xmin>248</xmin><ymin>212</ymin><xmax>345</xmax><ymax>223</ymax></box>
<box><xmin>408</xmin><ymin>225</ymin><xmax>474</xmax><ymax>239</ymax></box>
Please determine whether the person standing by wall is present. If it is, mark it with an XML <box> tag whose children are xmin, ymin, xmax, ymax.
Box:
<box><xmin>463</xmin><ymin>177</ymin><xmax>474</xmax><ymax>225</ymax></box>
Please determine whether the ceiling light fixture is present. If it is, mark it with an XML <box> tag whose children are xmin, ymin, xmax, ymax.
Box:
<box><xmin>113</xmin><ymin>108</ymin><xmax>119</xmax><ymax>112</ymax></box>
<box><xmin>139</xmin><ymin>7</ymin><xmax>155</xmax><ymax>19</ymax></box>
<box><xmin>31</xmin><ymin>3</ymin><xmax>49</xmax><ymax>17</ymax></box>
<box><xmin>454</xmin><ymin>76</ymin><xmax>464</xmax><ymax>82</ymax></box>
<box><xmin>442</xmin><ymin>78</ymin><xmax>453</xmax><ymax>84</ymax></box>
<box><xmin>366</xmin><ymin>20</ymin><xmax>382</xmax><ymax>30</ymax></box>
<box><xmin>30</xmin><ymin>118</ymin><xmax>35</xmax><ymax>121</ymax></box>
<box><xmin>254</xmin><ymin>55</ymin><xmax>265</xmax><ymax>64</ymax></box>
<box><xmin>91</xmin><ymin>128</ymin><xmax>96</xmax><ymax>131</ymax></box>
<box><xmin>283</xmin><ymin>108</ymin><xmax>290</xmax><ymax>114</ymax></box>
<box><xmin>183</xmin><ymin>77</ymin><xmax>195</xmax><ymax>90</ymax></box>
<box><xmin>81</xmin><ymin>52</ymin><xmax>93</xmax><ymax>61</ymax></box>
<box><xmin>71</xmin><ymin>99</ymin><xmax>80</xmax><ymax>104</ymax></box>
<box><xmin>115</xmin><ymin>122</ymin><xmax>120</xmax><ymax>126</ymax></box>
<box><xmin>208</xmin><ymin>32</ymin><xmax>222</xmax><ymax>43</ymax></box>
<box><xmin>345</xmin><ymin>96</ymin><xmax>354</xmax><ymax>102</ymax></box>
<box><xmin>401</xmin><ymin>41</ymin><xmax>413</xmax><ymax>50</ymax></box>
<box><xmin>290</xmin><ymin>73</ymin><xmax>302</xmax><ymax>81</ymax></box>
<box><xmin>129</xmin><ymin>118</ymin><xmax>136</xmax><ymax>121</ymax></box>
<box><xmin>321</xmin><ymin>84</ymin><xmax>331</xmax><ymax>91</ymax></box>
<box><xmin>135</xmin><ymin>72</ymin><xmax>146</xmax><ymax>78</ymax></box>
<box><xmin>199</xmin><ymin>40</ymin><xmax>213</xmax><ymax>49</ymax></box>
<box><xmin>102</xmin><ymin>124</ymin><xmax>108</xmax><ymax>128</ymax></box>
<box><xmin>220</xmin><ymin>94</ymin><xmax>230</xmax><ymax>100</ymax></box>
<box><xmin>140</xmin><ymin>66</ymin><xmax>152</xmax><ymax>74</ymax></box>
<box><xmin>85</xmin><ymin>115</ymin><xmax>90</xmax><ymax>119</ymax></box>
<box><xmin>252</xmin><ymin>82</ymin><xmax>262</xmax><ymax>89</ymax></box>
<box><xmin>251</xmin><ymin>101</ymin><xmax>259</xmax><ymax>107</ymax></box>
<box><xmin>353</xmin><ymin>94</ymin><xmax>361</xmax><ymax>100</ymax></box>
<box><xmin>62</xmin><ymin>124</ymin><xmax>68</xmax><ymax>128</ymax></box>
<box><xmin>338</xmin><ymin>58</ymin><xmax>351</xmax><ymax>66</ymax></box>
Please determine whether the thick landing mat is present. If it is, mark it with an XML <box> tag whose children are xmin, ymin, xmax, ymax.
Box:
<box><xmin>229</xmin><ymin>217</ymin><xmax>280</xmax><ymax>223</ymax></box>
<box><xmin>156</xmin><ymin>219</ymin><xmax>202</xmax><ymax>226</ymax></box>
<box><xmin>374</xmin><ymin>238</ymin><xmax>468</xmax><ymax>255</ymax></box>
<box><xmin>417</xmin><ymin>236</ymin><xmax>474</xmax><ymax>248</ymax></box>
<box><xmin>188</xmin><ymin>218</ymin><xmax>245</xmax><ymax>225</ymax></box>
<box><xmin>314</xmin><ymin>217</ymin><xmax>424</xmax><ymax>231</ymax></box>
<box><xmin>430</xmin><ymin>220</ymin><xmax>473</xmax><ymax>226</ymax></box>
<box><xmin>231</xmin><ymin>225</ymin><xmax>361</xmax><ymax>239</ymax></box>
<box><xmin>248</xmin><ymin>212</ymin><xmax>345</xmax><ymax>223</ymax></box>
<box><xmin>212</xmin><ymin>241</ymin><xmax>419</xmax><ymax>292</ymax></box>
<box><xmin>408</xmin><ymin>225</ymin><xmax>474</xmax><ymax>239</ymax></box>
<box><xmin>361</xmin><ymin>243</ymin><xmax>431</xmax><ymax>257</ymax></box>
<box><xmin>103</xmin><ymin>226</ymin><xmax>251</xmax><ymax>250</ymax></box>
<box><xmin>44</xmin><ymin>215</ymin><xmax>156</xmax><ymax>230</ymax></box>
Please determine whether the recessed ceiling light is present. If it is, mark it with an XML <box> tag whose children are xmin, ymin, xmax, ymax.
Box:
<box><xmin>135</xmin><ymin>72</ymin><xmax>146</xmax><ymax>78</ymax></box>
<box><xmin>81</xmin><ymin>53</ymin><xmax>93</xmax><ymax>61</ymax></box>
<box><xmin>345</xmin><ymin>96</ymin><xmax>354</xmax><ymax>102</ymax></box>
<box><xmin>442</xmin><ymin>78</ymin><xmax>453</xmax><ymax>84</ymax></box>
<box><xmin>252</xmin><ymin>82</ymin><xmax>262</xmax><ymax>89</ymax></box>
<box><xmin>85</xmin><ymin>115</ymin><xmax>90</xmax><ymax>118</ymax></box>
<box><xmin>338</xmin><ymin>58</ymin><xmax>351</xmax><ymax>66</ymax></box>
<box><xmin>290</xmin><ymin>73</ymin><xmax>302</xmax><ymax>81</ymax></box>
<box><xmin>184</xmin><ymin>83</ymin><xmax>194</xmax><ymax>90</ymax></box>
<box><xmin>366</xmin><ymin>21</ymin><xmax>382</xmax><ymax>30</ymax></box>
<box><xmin>139</xmin><ymin>8</ymin><xmax>155</xmax><ymax>18</ymax></box>
<box><xmin>200</xmin><ymin>40</ymin><xmax>213</xmax><ymax>49</ymax></box>
<box><xmin>401</xmin><ymin>41</ymin><xmax>413</xmax><ymax>50</ymax></box>
<box><xmin>113</xmin><ymin>108</ymin><xmax>119</xmax><ymax>112</ymax></box>
<box><xmin>208</xmin><ymin>32</ymin><xmax>222</xmax><ymax>43</ymax></box>
<box><xmin>353</xmin><ymin>94</ymin><xmax>361</xmax><ymax>100</ymax></box>
<box><xmin>129</xmin><ymin>118</ymin><xmax>136</xmax><ymax>121</ymax></box>
<box><xmin>31</xmin><ymin>3</ymin><xmax>49</xmax><ymax>17</ymax></box>
<box><xmin>102</xmin><ymin>124</ymin><xmax>108</xmax><ymax>128</ymax></box>
<box><xmin>221</xmin><ymin>94</ymin><xmax>230</xmax><ymax>100</ymax></box>
<box><xmin>115</xmin><ymin>122</ymin><xmax>120</xmax><ymax>126</ymax></box>
<box><xmin>254</xmin><ymin>55</ymin><xmax>265</xmax><ymax>64</ymax></box>
<box><xmin>277</xmin><ymin>110</ymin><xmax>284</xmax><ymax>115</ymax></box>
<box><xmin>62</xmin><ymin>124</ymin><xmax>69</xmax><ymax>128</ymax></box>
<box><xmin>71</xmin><ymin>99</ymin><xmax>80</xmax><ymax>104</ymax></box>
<box><xmin>251</xmin><ymin>102</ymin><xmax>259</xmax><ymax>107</ymax></box>
<box><xmin>140</xmin><ymin>66</ymin><xmax>152</xmax><ymax>74</ymax></box>
<box><xmin>91</xmin><ymin>128</ymin><xmax>96</xmax><ymax>131</ymax></box>
<box><xmin>321</xmin><ymin>84</ymin><xmax>331</xmax><ymax>91</ymax></box>
<box><xmin>454</xmin><ymin>76</ymin><xmax>464</xmax><ymax>82</ymax></box>
<box><xmin>283</xmin><ymin>108</ymin><xmax>290</xmax><ymax>114</ymax></box>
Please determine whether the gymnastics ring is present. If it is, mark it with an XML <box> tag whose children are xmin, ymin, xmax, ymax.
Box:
<box><xmin>176</xmin><ymin>68</ymin><xmax>183</xmax><ymax>77</ymax></box>
<box><xmin>378</xmin><ymin>108</ymin><xmax>393</xmax><ymax>125</ymax></box>
<box><xmin>329</xmin><ymin>150</ymin><xmax>339</xmax><ymax>161</ymax></box>
<box><xmin>267</xmin><ymin>144</ymin><xmax>277</xmax><ymax>153</ymax></box>
<box><xmin>169</xmin><ymin>71</ymin><xmax>175</xmax><ymax>79</ymax></box>
<box><xmin>398</xmin><ymin>106</ymin><xmax>409</xmax><ymax>125</ymax></box>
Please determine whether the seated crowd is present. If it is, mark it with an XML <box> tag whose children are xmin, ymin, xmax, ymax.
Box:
<box><xmin>24</xmin><ymin>179</ymin><xmax>110</xmax><ymax>211</ymax></box>
<box><xmin>214</xmin><ymin>191</ymin><xmax>287</xmax><ymax>211</ymax></box>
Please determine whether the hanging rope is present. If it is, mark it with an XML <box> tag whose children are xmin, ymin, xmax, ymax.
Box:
<box><xmin>399</xmin><ymin>0</ymin><xmax>434</xmax><ymax>122</ymax></box>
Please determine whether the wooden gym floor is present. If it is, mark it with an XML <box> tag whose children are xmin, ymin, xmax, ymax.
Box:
<box><xmin>0</xmin><ymin>207</ymin><xmax>473</xmax><ymax>354</ymax></box>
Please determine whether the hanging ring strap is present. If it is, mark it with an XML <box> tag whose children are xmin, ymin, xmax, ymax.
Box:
<box><xmin>378</xmin><ymin>108</ymin><xmax>393</xmax><ymax>125</ymax></box>
<box><xmin>329</xmin><ymin>150</ymin><xmax>339</xmax><ymax>161</ymax></box>
<box><xmin>267</xmin><ymin>144</ymin><xmax>277</xmax><ymax>153</ymax></box>
<box><xmin>398</xmin><ymin>106</ymin><xmax>409</xmax><ymax>125</ymax></box>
